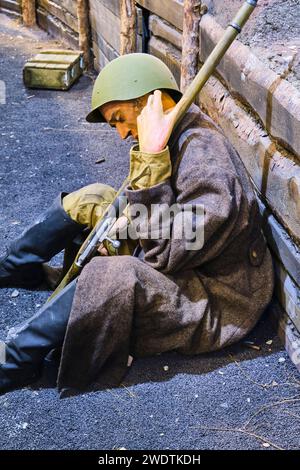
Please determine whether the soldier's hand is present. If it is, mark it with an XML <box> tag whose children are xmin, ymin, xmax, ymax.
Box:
<box><xmin>97</xmin><ymin>243</ymin><xmax>109</xmax><ymax>256</ymax></box>
<box><xmin>97</xmin><ymin>215</ymin><xmax>129</xmax><ymax>256</ymax></box>
<box><xmin>108</xmin><ymin>215</ymin><xmax>129</xmax><ymax>240</ymax></box>
<box><xmin>137</xmin><ymin>90</ymin><xmax>177</xmax><ymax>154</ymax></box>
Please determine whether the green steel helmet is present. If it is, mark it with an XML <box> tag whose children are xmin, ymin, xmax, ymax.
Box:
<box><xmin>86</xmin><ymin>53</ymin><xmax>182</xmax><ymax>123</ymax></box>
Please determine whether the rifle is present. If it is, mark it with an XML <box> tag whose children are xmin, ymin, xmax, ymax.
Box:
<box><xmin>49</xmin><ymin>0</ymin><xmax>257</xmax><ymax>301</ymax></box>
<box><xmin>48</xmin><ymin>179</ymin><xmax>129</xmax><ymax>301</ymax></box>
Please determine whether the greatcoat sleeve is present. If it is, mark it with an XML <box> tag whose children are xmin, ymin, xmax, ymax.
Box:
<box><xmin>126</xmin><ymin>132</ymin><xmax>246</xmax><ymax>274</ymax></box>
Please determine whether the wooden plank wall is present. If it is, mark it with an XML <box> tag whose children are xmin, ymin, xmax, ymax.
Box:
<box><xmin>0</xmin><ymin>0</ymin><xmax>79</xmax><ymax>47</ymax></box>
<box><xmin>36</xmin><ymin>0</ymin><xmax>79</xmax><ymax>48</ymax></box>
<box><xmin>0</xmin><ymin>0</ymin><xmax>22</xmax><ymax>18</ymax></box>
<box><xmin>89</xmin><ymin>0</ymin><xmax>143</xmax><ymax>72</ymax></box>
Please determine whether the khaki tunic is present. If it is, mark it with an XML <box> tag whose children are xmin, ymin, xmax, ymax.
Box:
<box><xmin>57</xmin><ymin>104</ymin><xmax>274</xmax><ymax>395</ymax></box>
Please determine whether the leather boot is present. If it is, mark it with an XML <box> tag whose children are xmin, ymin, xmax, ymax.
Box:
<box><xmin>0</xmin><ymin>194</ymin><xmax>83</xmax><ymax>288</ymax></box>
<box><xmin>0</xmin><ymin>279</ymin><xmax>76</xmax><ymax>394</ymax></box>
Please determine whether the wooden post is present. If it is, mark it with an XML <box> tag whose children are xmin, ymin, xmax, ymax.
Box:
<box><xmin>77</xmin><ymin>0</ymin><xmax>93</xmax><ymax>69</ymax></box>
<box><xmin>22</xmin><ymin>0</ymin><xmax>36</xmax><ymax>27</ymax></box>
<box><xmin>180</xmin><ymin>0</ymin><xmax>202</xmax><ymax>93</ymax></box>
<box><xmin>120</xmin><ymin>0</ymin><xmax>137</xmax><ymax>55</ymax></box>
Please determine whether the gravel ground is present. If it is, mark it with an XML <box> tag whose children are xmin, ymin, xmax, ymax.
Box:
<box><xmin>0</xmin><ymin>14</ymin><xmax>300</xmax><ymax>451</ymax></box>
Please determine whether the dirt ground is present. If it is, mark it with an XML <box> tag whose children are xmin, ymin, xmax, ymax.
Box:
<box><xmin>208</xmin><ymin>0</ymin><xmax>300</xmax><ymax>90</ymax></box>
<box><xmin>0</xmin><ymin>12</ymin><xmax>300</xmax><ymax>451</ymax></box>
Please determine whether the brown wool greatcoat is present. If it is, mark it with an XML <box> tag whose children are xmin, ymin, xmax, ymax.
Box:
<box><xmin>57</xmin><ymin>104</ymin><xmax>274</xmax><ymax>395</ymax></box>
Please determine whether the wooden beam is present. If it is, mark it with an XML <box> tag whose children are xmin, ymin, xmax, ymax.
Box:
<box><xmin>148</xmin><ymin>35</ymin><xmax>181</xmax><ymax>85</ymax></box>
<box><xmin>42</xmin><ymin>0</ymin><xmax>78</xmax><ymax>18</ymax></box>
<box><xmin>257</xmin><ymin>197</ymin><xmax>300</xmax><ymax>286</ymax></box>
<box><xmin>89</xmin><ymin>1</ymin><xmax>120</xmax><ymax>53</ymax></box>
<box><xmin>92</xmin><ymin>31</ymin><xmax>119</xmax><ymax>64</ymax></box>
<box><xmin>22</xmin><ymin>0</ymin><xmax>36</xmax><ymax>26</ymax></box>
<box><xmin>0</xmin><ymin>6</ymin><xmax>21</xmax><ymax>18</ymax></box>
<box><xmin>199</xmin><ymin>76</ymin><xmax>300</xmax><ymax>244</ymax></box>
<box><xmin>149</xmin><ymin>14</ymin><xmax>182</xmax><ymax>50</ymax></box>
<box><xmin>36</xmin><ymin>6</ymin><xmax>79</xmax><ymax>48</ymax></box>
<box><xmin>271</xmin><ymin>300</ymin><xmax>300</xmax><ymax>373</ymax></box>
<box><xmin>120</xmin><ymin>0</ymin><xmax>136</xmax><ymax>55</ymax></box>
<box><xmin>274</xmin><ymin>261</ymin><xmax>300</xmax><ymax>333</ymax></box>
<box><xmin>180</xmin><ymin>0</ymin><xmax>201</xmax><ymax>92</ymax></box>
<box><xmin>146</xmin><ymin>7</ymin><xmax>300</xmax><ymax>160</ymax></box>
<box><xmin>200</xmin><ymin>14</ymin><xmax>300</xmax><ymax>161</ymax></box>
<box><xmin>77</xmin><ymin>0</ymin><xmax>92</xmax><ymax>68</ymax></box>
<box><xmin>89</xmin><ymin>0</ymin><xmax>120</xmax><ymax>19</ymax></box>
<box><xmin>38</xmin><ymin>0</ymin><xmax>78</xmax><ymax>32</ymax></box>
<box><xmin>137</xmin><ymin>0</ymin><xmax>183</xmax><ymax>31</ymax></box>
<box><xmin>149</xmin><ymin>33</ymin><xmax>300</xmax><ymax>244</ymax></box>
<box><xmin>0</xmin><ymin>0</ymin><xmax>21</xmax><ymax>14</ymax></box>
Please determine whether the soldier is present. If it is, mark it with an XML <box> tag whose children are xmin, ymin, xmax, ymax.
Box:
<box><xmin>0</xmin><ymin>54</ymin><xmax>273</xmax><ymax>395</ymax></box>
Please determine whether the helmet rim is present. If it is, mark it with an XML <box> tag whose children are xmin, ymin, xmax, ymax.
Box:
<box><xmin>86</xmin><ymin>88</ymin><xmax>182</xmax><ymax>123</ymax></box>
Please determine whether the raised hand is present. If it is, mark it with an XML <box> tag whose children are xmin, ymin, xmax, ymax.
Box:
<box><xmin>137</xmin><ymin>90</ymin><xmax>177</xmax><ymax>154</ymax></box>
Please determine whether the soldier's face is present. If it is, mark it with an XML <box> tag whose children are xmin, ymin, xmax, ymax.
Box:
<box><xmin>100</xmin><ymin>92</ymin><xmax>176</xmax><ymax>141</ymax></box>
<box><xmin>100</xmin><ymin>100</ymin><xmax>142</xmax><ymax>140</ymax></box>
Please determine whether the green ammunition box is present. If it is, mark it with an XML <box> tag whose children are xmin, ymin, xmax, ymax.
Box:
<box><xmin>23</xmin><ymin>50</ymin><xmax>84</xmax><ymax>91</ymax></box>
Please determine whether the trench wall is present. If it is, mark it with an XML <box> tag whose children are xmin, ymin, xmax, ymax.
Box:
<box><xmin>0</xmin><ymin>0</ymin><xmax>22</xmax><ymax>18</ymax></box>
